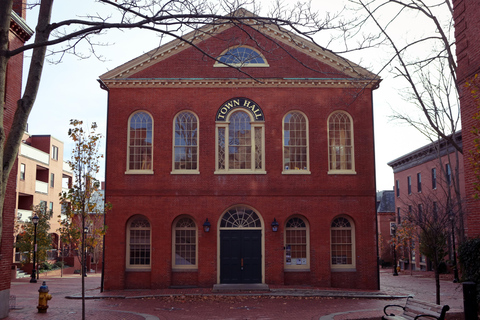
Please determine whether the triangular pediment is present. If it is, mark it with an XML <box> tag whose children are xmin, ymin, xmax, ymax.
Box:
<box><xmin>99</xmin><ymin>9</ymin><xmax>379</xmax><ymax>87</ymax></box>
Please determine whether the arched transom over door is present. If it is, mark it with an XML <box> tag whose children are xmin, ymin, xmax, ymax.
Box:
<box><xmin>219</xmin><ymin>206</ymin><xmax>263</xmax><ymax>284</ymax></box>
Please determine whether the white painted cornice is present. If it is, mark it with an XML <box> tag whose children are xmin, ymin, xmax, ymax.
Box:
<box><xmin>100</xmin><ymin>77</ymin><xmax>379</xmax><ymax>89</ymax></box>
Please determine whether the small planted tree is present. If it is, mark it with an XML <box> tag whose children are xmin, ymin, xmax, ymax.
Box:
<box><xmin>59</xmin><ymin>120</ymin><xmax>106</xmax><ymax>319</ymax></box>
<box><xmin>15</xmin><ymin>204</ymin><xmax>52</xmax><ymax>267</ymax></box>
<box><xmin>406</xmin><ymin>198</ymin><xmax>451</xmax><ymax>305</ymax></box>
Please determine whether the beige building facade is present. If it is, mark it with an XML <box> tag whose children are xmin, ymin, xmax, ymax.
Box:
<box><xmin>15</xmin><ymin>132</ymin><xmax>73</xmax><ymax>261</ymax></box>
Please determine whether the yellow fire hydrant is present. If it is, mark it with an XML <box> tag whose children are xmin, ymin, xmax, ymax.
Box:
<box><xmin>37</xmin><ymin>281</ymin><xmax>52</xmax><ymax>313</ymax></box>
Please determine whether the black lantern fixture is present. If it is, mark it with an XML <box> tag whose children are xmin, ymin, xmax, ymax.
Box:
<box><xmin>30</xmin><ymin>213</ymin><xmax>40</xmax><ymax>283</ymax></box>
<box><xmin>271</xmin><ymin>218</ymin><xmax>279</xmax><ymax>232</ymax></box>
<box><xmin>390</xmin><ymin>223</ymin><xmax>398</xmax><ymax>276</ymax></box>
<box><xmin>203</xmin><ymin>218</ymin><xmax>211</xmax><ymax>233</ymax></box>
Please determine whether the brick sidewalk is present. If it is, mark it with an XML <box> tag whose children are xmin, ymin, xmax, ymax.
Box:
<box><xmin>5</xmin><ymin>269</ymin><xmax>466</xmax><ymax>320</ymax></box>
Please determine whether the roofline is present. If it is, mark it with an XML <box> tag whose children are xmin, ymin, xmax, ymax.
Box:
<box><xmin>387</xmin><ymin>131</ymin><xmax>462</xmax><ymax>173</ymax></box>
<box><xmin>99</xmin><ymin>9</ymin><xmax>380</xmax><ymax>83</ymax></box>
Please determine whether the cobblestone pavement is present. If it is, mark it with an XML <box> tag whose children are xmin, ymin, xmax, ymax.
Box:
<box><xmin>5</xmin><ymin>269</ymin><xmax>465</xmax><ymax>320</ymax></box>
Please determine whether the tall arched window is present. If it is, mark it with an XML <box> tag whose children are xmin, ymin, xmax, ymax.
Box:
<box><xmin>284</xmin><ymin>216</ymin><xmax>309</xmax><ymax>269</ymax></box>
<box><xmin>173</xmin><ymin>111</ymin><xmax>199</xmax><ymax>172</ymax></box>
<box><xmin>330</xmin><ymin>216</ymin><xmax>355</xmax><ymax>269</ymax></box>
<box><xmin>328</xmin><ymin>111</ymin><xmax>354</xmax><ymax>173</ymax></box>
<box><xmin>283</xmin><ymin>112</ymin><xmax>309</xmax><ymax>173</ymax></box>
<box><xmin>126</xmin><ymin>216</ymin><xmax>151</xmax><ymax>269</ymax></box>
<box><xmin>216</xmin><ymin>110</ymin><xmax>265</xmax><ymax>173</ymax></box>
<box><xmin>128</xmin><ymin>111</ymin><xmax>153</xmax><ymax>172</ymax></box>
<box><xmin>172</xmin><ymin>217</ymin><xmax>197</xmax><ymax>269</ymax></box>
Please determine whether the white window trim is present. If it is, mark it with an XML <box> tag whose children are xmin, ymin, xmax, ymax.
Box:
<box><xmin>126</xmin><ymin>111</ymin><xmax>154</xmax><ymax>174</ymax></box>
<box><xmin>284</xmin><ymin>216</ymin><xmax>310</xmax><ymax>270</ymax></box>
<box><xmin>327</xmin><ymin>111</ymin><xmax>356</xmax><ymax>174</ymax></box>
<box><xmin>213</xmin><ymin>46</ymin><xmax>270</xmax><ymax>68</ymax></box>
<box><xmin>282</xmin><ymin>111</ymin><xmax>311</xmax><ymax>174</ymax></box>
<box><xmin>215</xmin><ymin>113</ymin><xmax>266</xmax><ymax>174</ymax></box>
<box><xmin>126</xmin><ymin>216</ymin><xmax>151</xmax><ymax>271</ymax></box>
<box><xmin>330</xmin><ymin>215</ymin><xmax>356</xmax><ymax>270</ymax></box>
<box><xmin>172</xmin><ymin>216</ymin><xmax>198</xmax><ymax>270</ymax></box>
<box><xmin>171</xmin><ymin>111</ymin><xmax>200</xmax><ymax>174</ymax></box>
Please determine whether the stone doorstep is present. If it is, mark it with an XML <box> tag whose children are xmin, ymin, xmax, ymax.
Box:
<box><xmin>212</xmin><ymin>283</ymin><xmax>270</xmax><ymax>292</ymax></box>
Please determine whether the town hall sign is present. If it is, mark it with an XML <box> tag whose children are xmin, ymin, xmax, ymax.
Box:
<box><xmin>215</xmin><ymin>98</ymin><xmax>265</xmax><ymax>121</ymax></box>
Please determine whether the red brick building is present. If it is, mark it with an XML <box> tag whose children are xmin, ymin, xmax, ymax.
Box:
<box><xmin>1</xmin><ymin>1</ymin><xmax>33</xmax><ymax>318</ymax></box>
<box><xmin>388</xmin><ymin>132</ymin><xmax>465</xmax><ymax>271</ymax></box>
<box><xmin>454</xmin><ymin>0</ymin><xmax>480</xmax><ymax>238</ymax></box>
<box><xmin>100</xmin><ymin>10</ymin><xmax>381</xmax><ymax>290</ymax></box>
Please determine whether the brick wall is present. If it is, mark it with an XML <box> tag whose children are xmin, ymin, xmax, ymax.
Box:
<box><xmin>454</xmin><ymin>0</ymin><xmax>480</xmax><ymax>238</ymax></box>
<box><xmin>1</xmin><ymin>14</ymin><xmax>25</xmax><ymax>318</ymax></box>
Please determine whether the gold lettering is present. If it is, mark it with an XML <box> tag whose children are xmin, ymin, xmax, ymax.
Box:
<box><xmin>234</xmin><ymin>99</ymin><xmax>240</xmax><ymax>106</ymax></box>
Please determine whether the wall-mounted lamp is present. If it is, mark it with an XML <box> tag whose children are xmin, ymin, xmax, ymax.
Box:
<box><xmin>271</xmin><ymin>218</ymin><xmax>279</xmax><ymax>232</ymax></box>
<box><xmin>203</xmin><ymin>218</ymin><xmax>211</xmax><ymax>233</ymax></box>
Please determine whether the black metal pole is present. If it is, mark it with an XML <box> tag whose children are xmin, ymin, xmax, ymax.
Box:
<box><xmin>30</xmin><ymin>223</ymin><xmax>37</xmax><ymax>283</ymax></box>
<box><xmin>100</xmin><ymin>201</ymin><xmax>106</xmax><ymax>292</ymax></box>
<box><xmin>392</xmin><ymin>227</ymin><xmax>398</xmax><ymax>276</ymax></box>
<box><xmin>451</xmin><ymin>218</ymin><xmax>459</xmax><ymax>283</ymax></box>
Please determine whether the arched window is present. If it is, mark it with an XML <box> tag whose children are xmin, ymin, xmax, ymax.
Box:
<box><xmin>330</xmin><ymin>216</ymin><xmax>355</xmax><ymax>269</ymax></box>
<box><xmin>284</xmin><ymin>216</ymin><xmax>309</xmax><ymax>269</ymax></box>
<box><xmin>283</xmin><ymin>112</ymin><xmax>309</xmax><ymax>173</ymax></box>
<box><xmin>220</xmin><ymin>206</ymin><xmax>262</xmax><ymax>228</ymax></box>
<box><xmin>126</xmin><ymin>216</ymin><xmax>151</xmax><ymax>269</ymax></box>
<box><xmin>216</xmin><ymin>110</ymin><xmax>265</xmax><ymax>173</ymax></box>
<box><xmin>172</xmin><ymin>217</ymin><xmax>197</xmax><ymax>269</ymax></box>
<box><xmin>328</xmin><ymin>111</ymin><xmax>354</xmax><ymax>173</ymax></box>
<box><xmin>127</xmin><ymin>111</ymin><xmax>153</xmax><ymax>172</ymax></box>
<box><xmin>173</xmin><ymin>111</ymin><xmax>199</xmax><ymax>172</ymax></box>
<box><xmin>215</xmin><ymin>46</ymin><xmax>269</xmax><ymax>67</ymax></box>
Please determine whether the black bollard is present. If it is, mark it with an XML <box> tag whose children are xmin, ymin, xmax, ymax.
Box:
<box><xmin>463</xmin><ymin>281</ymin><xmax>478</xmax><ymax>320</ymax></box>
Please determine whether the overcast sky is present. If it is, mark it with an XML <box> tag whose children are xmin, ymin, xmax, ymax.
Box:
<box><xmin>21</xmin><ymin>0</ymin><xmax>438</xmax><ymax>192</ymax></box>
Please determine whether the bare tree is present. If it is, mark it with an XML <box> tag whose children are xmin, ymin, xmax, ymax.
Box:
<box><xmin>348</xmin><ymin>1</ymin><xmax>465</xmax><ymax>243</ymax></box>
<box><xmin>400</xmin><ymin>193</ymin><xmax>452</xmax><ymax>305</ymax></box>
<box><xmin>0</xmin><ymin>0</ymin><xmax>367</xmax><ymax>248</ymax></box>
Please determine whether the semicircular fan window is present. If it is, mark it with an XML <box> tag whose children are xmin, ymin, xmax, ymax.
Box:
<box><xmin>218</xmin><ymin>47</ymin><xmax>266</xmax><ymax>65</ymax></box>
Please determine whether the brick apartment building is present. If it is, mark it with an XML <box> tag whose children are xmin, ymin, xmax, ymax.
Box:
<box><xmin>100</xmin><ymin>10</ymin><xmax>381</xmax><ymax>290</ymax></box>
<box><xmin>14</xmin><ymin>133</ymin><xmax>73</xmax><ymax>262</ymax></box>
<box><xmin>388</xmin><ymin>132</ymin><xmax>465</xmax><ymax>271</ymax></box>
<box><xmin>454</xmin><ymin>0</ymin><xmax>480</xmax><ymax>238</ymax></box>
<box><xmin>0</xmin><ymin>1</ymin><xmax>33</xmax><ymax>318</ymax></box>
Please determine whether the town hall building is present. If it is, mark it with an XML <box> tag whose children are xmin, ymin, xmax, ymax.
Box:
<box><xmin>100</xmin><ymin>9</ymin><xmax>381</xmax><ymax>290</ymax></box>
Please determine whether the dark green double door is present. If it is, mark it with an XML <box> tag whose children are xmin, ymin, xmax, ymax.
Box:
<box><xmin>220</xmin><ymin>230</ymin><xmax>262</xmax><ymax>283</ymax></box>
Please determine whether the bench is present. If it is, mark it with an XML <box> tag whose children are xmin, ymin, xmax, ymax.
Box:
<box><xmin>382</xmin><ymin>296</ymin><xmax>450</xmax><ymax>320</ymax></box>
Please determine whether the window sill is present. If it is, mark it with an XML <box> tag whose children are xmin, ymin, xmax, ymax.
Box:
<box><xmin>328</xmin><ymin>170</ymin><xmax>356</xmax><ymax>175</ymax></box>
<box><xmin>170</xmin><ymin>171</ymin><xmax>200</xmax><ymax>175</ymax></box>
<box><xmin>214</xmin><ymin>170</ymin><xmax>267</xmax><ymax>175</ymax></box>
<box><xmin>284</xmin><ymin>269</ymin><xmax>310</xmax><ymax>272</ymax></box>
<box><xmin>125</xmin><ymin>170</ymin><xmax>154</xmax><ymax>175</ymax></box>
<box><xmin>331</xmin><ymin>267</ymin><xmax>356</xmax><ymax>272</ymax></box>
<box><xmin>282</xmin><ymin>170</ymin><xmax>311</xmax><ymax>175</ymax></box>
<box><xmin>214</xmin><ymin>63</ymin><xmax>270</xmax><ymax>68</ymax></box>
<box><xmin>172</xmin><ymin>268</ymin><xmax>198</xmax><ymax>272</ymax></box>
<box><xmin>126</xmin><ymin>268</ymin><xmax>151</xmax><ymax>272</ymax></box>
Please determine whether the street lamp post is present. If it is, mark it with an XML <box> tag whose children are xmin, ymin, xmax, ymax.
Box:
<box><xmin>30</xmin><ymin>214</ymin><xmax>39</xmax><ymax>283</ymax></box>
<box><xmin>83</xmin><ymin>226</ymin><xmax>88</xmax><ymax>277</ymax></box>
<box><xmin>391</xmin><ymin>223</ymin><xmax>398</xmax><ymax>276</ymax></box>
<box><xmin>450</xmin><ymin>215</ymin><xmax>459</xmax><ymax>283</ymax></box>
